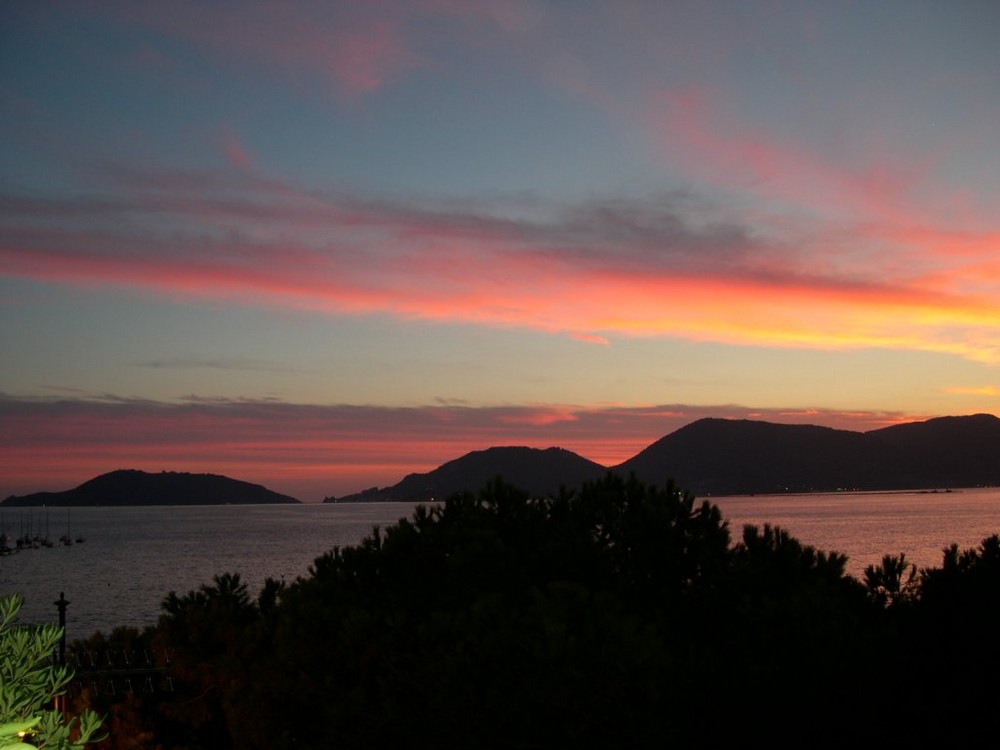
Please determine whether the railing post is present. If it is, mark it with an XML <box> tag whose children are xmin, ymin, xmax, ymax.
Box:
<box><xmin>54</xmin><ymin>591</ymin><xmax>69</xmax><ymax>664</ymax></box>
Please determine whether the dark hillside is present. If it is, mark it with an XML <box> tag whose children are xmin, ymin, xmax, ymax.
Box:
<box><xmin>867</xmin><ymin>414</ymin><xmax>1000</xmax><ymax>488</ymax></box>
<box><xmin>330</xmin><ymin>446</ymin><xmax>606</xmax><ymax>502</ymax></box>
<box><xmin>614</xmin><ymin>418</ymin><xmax>874</xmax><ymax>495</ymax></box>
<box><xmin>330</xmin><ymin>414</ymin><xmax>1000</xmax><ymax>501</ymax></box>
<box><xmin>2</xmin><ymin>469</ymin><xmax>300</xmax><ymax>506</ymax></box>
<box><xmin>616</xmin><ymin>414</ymin><xmax>1000</xmax><ymax>495</ymax></box>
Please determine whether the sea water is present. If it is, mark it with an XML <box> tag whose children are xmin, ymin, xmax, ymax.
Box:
<box><xmin>712</xmin><ymin>487</ymin><xmax>1000</xmax><ymax>574</ymax></box>
<box><xmin>2</xmin><ymin>503</ymin><xmax>419</xmax><ymax>639</ymax></box>
<box><xmin>3</xmin><ymin>490</ymin><xmax>999</xmax><ymax>640</ymax></box>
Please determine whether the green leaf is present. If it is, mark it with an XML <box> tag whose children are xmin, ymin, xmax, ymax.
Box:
<box><xmin>0</xmin><ymin>716</ymin><xmax>40</xmax><ymax>749</ymax></box>
<box><xmin>0</xmin><ymin>717</ymin><xmax>40</xmax><ymax>736</ymax></box>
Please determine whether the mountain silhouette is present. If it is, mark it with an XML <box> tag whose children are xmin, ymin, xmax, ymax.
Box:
<box><xmin>864</xmin><ymin>413</ymin><xmax>1000</xmax><ymax>490</ymax></box>
<box><xmin>329</xmin><ymin>414</ymin><xmax>1000</xmax><ymax>501</ymax></box>
<box><xmin>617</xmin><ymin>413</ymin><xmax>1000</xmax><ymax>494</ymax></box>
<box><xmin>330</xmin><ymin>446</ymin><xmax>606</xmax><ymax>502</ymax></box>
<box><xmin>2</xmin><ymin>469</ymin><xmax>300</xmax><ymax>507</ymax></box>
<box><xmin>614</xmin><ymin>418</ymin><xmax>872</xmax><ymax>495</ymax></box>
<box><xmin>615</xmin><ymin>413</ymin><xmax>1000</xmax><ymax>494</ymax></box>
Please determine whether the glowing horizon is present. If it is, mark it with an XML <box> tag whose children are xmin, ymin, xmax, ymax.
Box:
<box><xmin>0</xmin><ymin>395</ymin><xmax>931</xmax><ymax>501</ymax></box>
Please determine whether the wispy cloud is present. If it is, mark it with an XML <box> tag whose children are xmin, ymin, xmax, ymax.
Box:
<box><xmin>647</xmin><ymin>86</ymin><xmax>935</xmax><ymax>225</ymax></box>
<box><xmin>89</xmin><ymin>1</ymin><xmax>420</xmax><ymax>98</ymax></box>
<box><xmin>943</xmin><ymin>385</ymin><xmax>1000</xmax><ymax>397</ymax></box>
<box><xmin>134</xmin><ymin>358</ymin><xmax>297</xmax><ymax>373</ymax></box>
<box><xmin>218</xmin><ymin>127</ymin><xmax>254</xmax><ymax>173</ymax></box>
<box><xmin>3</xmin><ymin>152</ymin><xmax>999</xmax><ymax>362</ymax></box>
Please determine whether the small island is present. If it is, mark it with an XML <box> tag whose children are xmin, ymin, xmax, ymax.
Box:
<box><xmin>2</xmin><ymin>469</ymin><xmax>300</xmax><ymax>507</ymax></box>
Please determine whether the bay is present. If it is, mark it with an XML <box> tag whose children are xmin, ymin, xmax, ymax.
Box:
<box><xmin>3</xmin><ymin>489</ymin><xmax>999</xmax><ymax>641</ymax></box>
<box><xmin>712</xmin><ymin>486</ymin><xmax>1000</xmax><ymax>575</ymax></box>
<box><xmin>2</xmin><ymin>503</ymin><xmax>421</xmax><ymax>640</ymax></box>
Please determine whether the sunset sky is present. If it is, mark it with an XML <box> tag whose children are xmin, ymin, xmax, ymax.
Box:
<box><xmin>3</xmin><ymin>1</ymin><xmax>999</xmax><ymax>501</ymax></box>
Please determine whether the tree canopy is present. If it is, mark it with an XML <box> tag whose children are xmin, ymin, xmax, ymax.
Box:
<box><xmin>72</xmin><ymin>475</ymin><xmax>1000</xmax><ymax>749</ymax></box>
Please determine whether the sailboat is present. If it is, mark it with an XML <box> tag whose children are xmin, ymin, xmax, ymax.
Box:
<box><xmin>42</xmin><ymin>508</ymin><xmax>54</xmax><ymax>547</ymax></box>
<box><xmin>60</xmin><ymin>508</ymin><xmax>77</xmax><ymax>545</ymax></box>
<box><xmin>0</xmin><ymin>507</ymin><xmax>12</xmax><ymax>555</ymax></box>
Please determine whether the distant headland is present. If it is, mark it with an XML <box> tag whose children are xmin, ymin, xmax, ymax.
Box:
<box><xmin>326</xmin><ymin>413</ymin><xmax>1000</xmax><ymax>502</ymax></box>
<box><xmin>2</xmin><ymin>470</ymin><xmax>300</xmax><ymax>507</ymax></box>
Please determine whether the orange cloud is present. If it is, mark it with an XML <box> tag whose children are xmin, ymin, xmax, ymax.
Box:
<box><xmin>634</xmin><ymin>88</ymin><xmax>1000</xmax><ymax>360</ymax></box>
<box><xmin>943</xmin><ymin>385</ymin><xmax>1000</xmax><ymax>397</ymax></box>
<box><xmin>4</xmin><ymin>145</ymin><xmax>1000</xmax><ymax>363</ymax></box>
<box><xmin>497</xmin><ymin>407</ymin><xmax>580</xmax><ymax>426</ymax></box>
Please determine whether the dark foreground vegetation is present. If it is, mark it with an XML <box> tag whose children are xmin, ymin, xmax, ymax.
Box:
<box><xmin>71</xmin><ymin>475</ymin><xmax>999</xmax><ymax>748</ymax></box>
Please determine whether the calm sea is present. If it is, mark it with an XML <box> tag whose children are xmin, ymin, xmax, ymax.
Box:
<box><xmin>4</xmin><ymin>489</ymin><xmax>1000</xmax><ymax>640</ymax></box>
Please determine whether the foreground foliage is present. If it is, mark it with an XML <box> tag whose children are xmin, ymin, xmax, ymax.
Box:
<box><xmin>76</xmin><ymin>475</ymin><xmax>1000</xmax><ymax>748</ymax></box>
<box><xmin>0</xmin><ymin>595</ymin><xmax>103</xmax><ymax>749</ymax></box>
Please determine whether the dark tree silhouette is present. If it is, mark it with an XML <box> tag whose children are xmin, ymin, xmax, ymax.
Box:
<box><xmin>69</xmin><ymin>481</ymin><xmax>1000</xmax><ymax>749</ymax></box>
<box><xmin>863</xmin><ymin>552</ymin><xmax>919</xmax><ymax>607</ymax></box>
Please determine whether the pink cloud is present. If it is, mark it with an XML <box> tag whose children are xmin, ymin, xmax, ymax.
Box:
<box><xmin>568</xmin><ymin>331</ymin><xmax>611</xmax><ymax>345</ymax></box>
<box><xmin>91</xmin><ymin>1</ymin><xmax>418</xmax><ymax>98</ymax></box>
<box><xmin>497</xmin><ymin>407</ymin><xmax>580</xmax><ymax>427</ymax></box>
<box><xmin>326</xmin><ymin>17</ymin><xmax>410</xmax><ymax>94</ymax></box>
<box><xmin>219</xmin><ymin>127</ymin><xmax>253</xmax><ymax>172</ymax></box>
<box><xmin>4</xmin><ymin>152</ymin><xmax>1000</xmax><ymax>363</ymax></box>
<box><xmin>645</xmin><ymin>86</ymin><xmax>1000</xmax><ymax>263</ymax></box>
<box><xmin>647</xmin><ymin>87</ymin><xmax>935</xmax><ymax>226</ymax></box>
